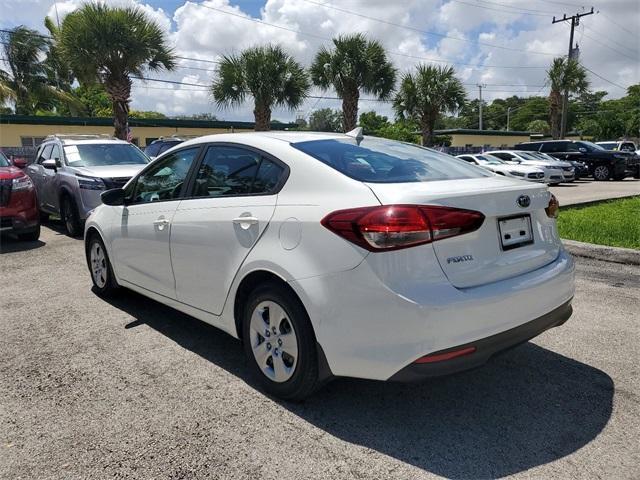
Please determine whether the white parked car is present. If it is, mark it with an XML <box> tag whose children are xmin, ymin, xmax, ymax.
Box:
<box><xmin>596</xmin><ymin>140</ymin><xmax>637</xmax><ymax>153</ymax></box>
<box><xmin>485</xmin><ymin>150</ymin><xmax>571</xmax><ymax>184</ymax></box>
<box><xmin>456</xmin><ymin>153</ymin><xmax>546</xmax><ymax>182</ymax></box>
<box><xmin>85</xmin><ymin>131</ymin><xmax>575</xmax><ymax>400</ymax></box>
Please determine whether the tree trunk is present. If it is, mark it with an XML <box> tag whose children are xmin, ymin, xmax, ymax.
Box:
<box><xmin>421</xmin><ymin>115</ymin><xmax>434</xmax><ymax>147</ymax></box>
<box><xmin>549</xmin><ymin>89</ymin><xmax>562</xmax><ymax>140</ymax></box>
<box><xmin>254</xmin><ymin>103</ymin><xmax>271</xmax><ymax>131</ymax></box>
<box><xmin>341</xmin><ymin>90</ymin><xmax>359</xmax><ymax>132</ymax></box>
<box><xmin>105</xmin><ymin>76</ymin><xmax>132</xmax><ymax>140</ymax></box>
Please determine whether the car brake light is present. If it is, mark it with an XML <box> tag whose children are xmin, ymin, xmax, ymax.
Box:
<box><xmin>545</xmin><ymin>193</ymin><xmax>559</xmax><ymax>219</ymax></box>
<box><xmin>321</xmin><ymin>205</ymin><xmax>485</xmax><ymax>252</ymax></box>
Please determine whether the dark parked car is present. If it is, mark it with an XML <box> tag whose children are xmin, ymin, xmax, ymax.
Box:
<box><xmin>514</xmin><ymin>140</ymin><xmax>640</xmax><ymax>181</ymax></box>
<box><xmin>143</xmin><ymin>136</ymin><xmax>187</xmax><ymax>159</ymax></box>
<box><xmin>0</xmin><ymin>150</ymin><xmax>40</xmax><ymax>241</ymax></box>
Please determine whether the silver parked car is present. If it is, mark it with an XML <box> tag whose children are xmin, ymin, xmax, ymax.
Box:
<box><xmin>26</xmin><ymin>135</ymin><xmax>149</xmax><ymax>236</ymax></box>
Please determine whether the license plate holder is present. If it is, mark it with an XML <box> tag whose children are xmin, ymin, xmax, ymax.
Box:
<box><xmin>498</xmin><ymin>215</ymin><xmax>533</xmax><ymax>250</ymax></box>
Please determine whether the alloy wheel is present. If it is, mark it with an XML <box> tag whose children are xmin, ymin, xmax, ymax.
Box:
<box><xmin>90</xmin><ymin>241</ymin><xmax>107</xmax><ymax>288</ymax></box>
<box><xmin>593</xmin><ymin>165</ymin><xmax>609</xmax><ymax>181</ymax></box>
<box><xmin>249</xmin><ymin>300</ymin><xmax>298</xmax><ymax>383</ymax></box>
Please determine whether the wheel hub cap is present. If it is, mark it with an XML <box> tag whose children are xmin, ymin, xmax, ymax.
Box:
<box><xmin>249</xmin><ymin>301</ymin><xmax>298</xmax><ymax>383</ymax></box>
<box><xmin>90</xmin><ymin>242</ymin><xmax>107</xmax><ymax>288</ymax></box>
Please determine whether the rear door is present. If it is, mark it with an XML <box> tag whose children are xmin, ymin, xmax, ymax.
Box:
<box><xmin>170</xmin><ymin>144</ymin><xmax>286</xmax><ymax>314</ymax></box>
<box><xmin>366</xmin><ymin>178</ymin><xmax>560</xmax><ymax>288</ymax></box>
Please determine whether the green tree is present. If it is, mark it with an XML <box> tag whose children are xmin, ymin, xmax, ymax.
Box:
<box><xmin>393</xmin><ymin>64</ymin><xmax>466</xmax><ymax>146</ymax></box>
<box><xmin>0</xmin><ymin>26</ymin><xmax>80</xmax><ymax>114</ymax></box>
<box><xmin>212</xmin><ymin>44</ymin><xmax>309</xmax><ymax>131</ymax></box>
<box><xmin>308</xmin><ymin>108</ymin><xmax>342</xmax><ymax>132</ymax></box>
<box><xmin>359</xmin><ymin>111</ymin><xmax>390</xmax><ymax>134</ymax></box>
<box><xmin>527</xmin><ymin>119</ymin><xmax>550</xmax><ymax>135</ymax></box>
<box><xmin>59</xmin><ymin>3</ymin><xmax>175</xmax><ymax>139</ymax></box>
<box><xmin>310</xmin><ymin>33</ymin><xmax>396</xmax><ymax>132</ymax></box>
<box><xmin>547</xmin><ymin>57</ymin><xmax>589</xmax><ymax>139</ymax></box>
<box><xmin>129</xmin><ymin>110</ymin><xmax>167</xmax><ymax>119</ymax></box>
<box><xmin>375</xmin><ymin>120</ymin><xmax>420</xmax><ymax>143</ymax></box>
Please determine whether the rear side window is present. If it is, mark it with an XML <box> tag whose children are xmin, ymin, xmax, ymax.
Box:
<box><xmin>292</xmin><ymin>137</ymin><xmax>488</xmax><ymax>183</ymax></box>
<box><xmin>38</xmin><ymin>144</ymin><xmax>53</xmax><ymax>163</ymax></box>
<box><xmin>540</xmin><ymin>142</ymin><xmax>568</xmax><ymax>153</ymax></box>
<box><xmin>191</xmin><ymin>146</ymin><xmax>284</xmax><ymax>197</ymax></box>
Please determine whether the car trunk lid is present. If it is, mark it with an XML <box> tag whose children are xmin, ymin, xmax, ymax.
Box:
<box><xmin>365</xmin><ymin>176</ymin><xmax>561</xmax><ymax>288</ymax></box>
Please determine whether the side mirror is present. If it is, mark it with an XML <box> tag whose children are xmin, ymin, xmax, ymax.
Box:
<box><xmin>101</xmin><ymin>188</ymin><xmax>125</xmax><ymax>206</ymax></box>
<box><xmin>42</xmin><ymin>159</ymin><xmax>57</xmax><ymax>170</ymax></box>
<box><xmin>12</xmin><ymin>157</ymin><xmax>28</xmax><ymax>168</ymax></box>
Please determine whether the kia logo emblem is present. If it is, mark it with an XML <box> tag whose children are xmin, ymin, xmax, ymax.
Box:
<box><xmin>517</xmin><ymin>195</ymin><xmax>531</xmax><ymax>208</ymax></box>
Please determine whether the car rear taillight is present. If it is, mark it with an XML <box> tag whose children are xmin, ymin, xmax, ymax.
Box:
<box><xmin>321</xmin><ymin>205</ymin><xmax>485</xmax><ymax>252</ymax></box>
<box><xmin>545</xmin><ymin>193</ymin><xmax>559</xmax><ymax>219</ymax></box>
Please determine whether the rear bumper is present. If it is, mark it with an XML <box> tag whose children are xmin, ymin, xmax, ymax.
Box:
<box><xmin>388</xmin><ymin>299</ymin><xmax>573</xmax><ymax>381</ymax></box>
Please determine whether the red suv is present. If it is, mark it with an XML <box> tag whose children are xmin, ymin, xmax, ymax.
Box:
<box><xmin>0</xmin><ymin>151</ymin><xmax>40</xmax><ymax>241</ymax></box>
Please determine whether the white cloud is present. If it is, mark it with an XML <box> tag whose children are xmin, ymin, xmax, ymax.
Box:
<box><xmin>1</xmin><ymin>0</ymin><xmax>638</xmax><ymax>121</ymax></box>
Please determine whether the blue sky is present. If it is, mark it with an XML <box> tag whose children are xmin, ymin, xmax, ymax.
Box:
<box><xmin>1</xmin><ymin>0</ymin><xmax>637</xmax><ymax>121</ymax></box>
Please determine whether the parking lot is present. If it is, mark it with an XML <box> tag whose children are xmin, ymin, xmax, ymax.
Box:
<box><xmin>550</xmin><ymin>178</ymin><xmax>640</xmax><ymax>206</ymax></box>
<box><xmin>1</xmin><ymin>223</ymin><xmax>638</xmax><ymax>480</ymax></box>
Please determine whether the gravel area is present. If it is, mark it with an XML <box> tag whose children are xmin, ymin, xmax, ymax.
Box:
<box><xmin>1</xmin><ymin>223</ymin><xmax>638</xmax><ymax>479</ymax></box>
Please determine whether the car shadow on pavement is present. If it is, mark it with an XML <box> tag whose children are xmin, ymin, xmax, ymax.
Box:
<box><xmin>0</xmin><ymin>235</ymin><xmax>45</xmax><ymax>253</ymax></box>
<box><xmin>109</xmin><ymin>289</ymin><xmax>613</xmax><ymax>479</ymax></box>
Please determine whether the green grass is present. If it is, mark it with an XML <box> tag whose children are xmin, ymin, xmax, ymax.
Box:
<box><xmin>557</xmin><ymin>196</ymin><xmax>640</xmax><ymax>250</ymax></box>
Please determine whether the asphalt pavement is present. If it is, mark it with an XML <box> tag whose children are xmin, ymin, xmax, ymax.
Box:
<box><xmin>1</xmin><ymin>224</ymin><xmax>638</xmax><ymax>479</ymax></box>
<box><xmin>550</xmin><ymin>178</ymin><xmax>639</xmax><ymax>206</ymax></box>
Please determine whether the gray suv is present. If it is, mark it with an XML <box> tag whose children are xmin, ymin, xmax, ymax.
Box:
<box><xmin>26</xmin><ymin>135</ymin><xmax>149</xmax><ymax>236</ymax></box>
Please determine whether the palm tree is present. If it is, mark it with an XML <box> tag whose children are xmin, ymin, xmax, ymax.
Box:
<box><xmin>212</xmin><ymin>45</ymin><xmax>309</xmax><ymax>131</ymax></box>
<box><xmin>393</xmin><ymin>64</ymin><xmax>466</xmax><ymax>147</ymax></box>
<box><xmin>58</xmin><ymin>3</ymin><xmax>175</xmax><ymax>139</ymax></box>
<box><xmin>547</xmin><ymin>57</ymin><xmax>589</xmax><ymax>139</ymax></box>
<box><xmin>0</xmin><ymin>26</ymin><xmax>74</xmax><ymax>114</ymax></box>
<box><xmin>310</xmin><ymin>33</ymin><xmax>396</xmax><ymax>132</ymax></box>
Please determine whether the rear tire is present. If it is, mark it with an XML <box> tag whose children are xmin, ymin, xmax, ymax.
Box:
<box><xmin>86</xmin><ymin>234</ymin><xmax>119</xmax><ymax>296</ymax></box>
<box><xmin>61</xmin><ymin>195</ymin><xmax>82</xmax><ymax>237</ymax></box>
<box><xmin>17</xmin><ymin>224</ymin><xmax>40</xmax><ymax>241</ymax></box>
<box><xmin>243</xmin><ymin>282</ymin><xmax>319</xmax><ymax>401</ymax></box>
<box><xmin>592</xmin><ymin>165</ymin><xmax>610</xmax><ymax>181</ymax></box>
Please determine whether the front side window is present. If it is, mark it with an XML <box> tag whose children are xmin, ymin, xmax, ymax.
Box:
<box><xmin>191</xmin><ymin>146</ymin><xmax>284</xmax><ymax>197</ymax></box>
<box><xmin>64</xmin><ymin>143</ymin><xmax>149</xmax><ymax>167</ymax></box>
<box><xmin>597</xmin><ymin>142</ymin><xmax>616</xmax><ymax>151</ymax></box>
<box><xmin>577</xmin><ymin>141</ymin><xmax>604</xmax><ymax>152</ymax></box>
<box><xmin>131</xmin><ymin>147</ymin><xmax>200</xmax><ymax>204</ymax></box>
<box><xmin>292</xmin><ymin>137</ymin><xmax>489</xmax><ymax>183</ymax></box>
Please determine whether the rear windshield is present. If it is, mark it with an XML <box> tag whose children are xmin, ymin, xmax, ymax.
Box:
<box><xmin>596</xmin><ymin>142</ymin><xmax>616</xmax><ymax>150</ymax></box>
<box><xmin>291</xmin><ymin>137</ymin><xmax>489</xmax><ymax>183</ymax></box>
<box><xmin>64</xmin><ymin>143</ymin><xmax>149</xmax><ymax>167</ymax></box>
<box><xmin>0</xmin><ymin>151</ymin><xmax>9</xmax><ymax>167</ymax></box>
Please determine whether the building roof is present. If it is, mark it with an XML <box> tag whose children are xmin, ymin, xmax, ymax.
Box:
<box><xmin>0</xmin><ymin>114</ymin><xmax>297</xmax><ymax>130</ymax></box>
<box><xmin>433</xmin><ymin>129</ymin><xmax>531</xmax><ymax>136</ymax></box>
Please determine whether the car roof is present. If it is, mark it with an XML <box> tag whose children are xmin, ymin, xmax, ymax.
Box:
<box><xmin>45</xmin><ymin>138</ymin><xmax>131</xmax><ymax>146</ymax></box>
<box><xmin>176</xmin><ymin>131</ymin><xmax>355</xmax><ymax>149</ymax></box>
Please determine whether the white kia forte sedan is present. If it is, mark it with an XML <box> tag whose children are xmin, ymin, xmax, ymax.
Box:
<box><xmin>84</xmin><ymin>130</ymin><xmax>575</xmax><ymax>400</ymax></box>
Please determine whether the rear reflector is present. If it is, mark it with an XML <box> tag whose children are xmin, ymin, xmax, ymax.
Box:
<box><xmin>321</xmin><ymin>204</ymin><xmax>485</xmax><ymax>252</ymax></box>
<box><xmin>414</xmin><ymin>346</ymin><xmax>477</xmax><ymax>364</ymax></box>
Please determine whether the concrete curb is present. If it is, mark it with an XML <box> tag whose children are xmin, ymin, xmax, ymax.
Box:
<box><xmin>562</xmin><ymin>239</ymin><xmax>640</xmax><ymax>266</ymax></box>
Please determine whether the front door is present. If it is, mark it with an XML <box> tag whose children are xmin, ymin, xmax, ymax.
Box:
<box><xmin>111</xmin><ymin>146</ymin><xmax>201</xmax><ymax>299</ymax></box>
<box><xmin>171</xmin><ymin>144</ymin><xmax>286</xmax><ymax>314</ymax></box>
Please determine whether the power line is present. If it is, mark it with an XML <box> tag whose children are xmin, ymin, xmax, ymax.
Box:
<box><xmin>580</xmin><ymin>63</ymin><xmax>628</xmax><ymax>90</ymax></box>
<box><xmin>448</xmin><ymin>0</ymin><xmax>550</xmax><ymax>17</ymax></box>
<box><xmin>578</xmin><ymin>28</ymin><xmax>639</xmax><ymax>61</ymax></box>
<box><xmin>299</xmin><ymin>0</ymin><xmax>561</xmax><ymax>56</ymax></box>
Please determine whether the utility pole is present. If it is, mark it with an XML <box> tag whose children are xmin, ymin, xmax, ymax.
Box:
<box><xmin>552</xmin><ymin>8</ymin><xmax>594</xmax><ymax>138</ymax></box>
<box><xmin>506</xmin><ymin>106</ymin><xmax>511</xmax><ymax>131</ymax></box>
<box><xmin>477</xmin><ymin>84</ymin><xmax>486</xmax><ymax>130</ymax></box>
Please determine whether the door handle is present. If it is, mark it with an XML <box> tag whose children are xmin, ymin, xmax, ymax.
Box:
<box><xmin>153</xmin><ymin>218</ymin><xmax>170</xmax><ymax>230</ymax></box>
<box><xmin>232</xmin><ymin>216</ymin><xmax>258</xmax><ymax>229</ymax></box>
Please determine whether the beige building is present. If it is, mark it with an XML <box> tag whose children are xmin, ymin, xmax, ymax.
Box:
<box><xmin>0</xmin><ymin>114</ymin><xmax>295</xmax><ymax>149</ymax></box>
<box><xmin>434</xmin><ymin>129</ymin><xmax>534</xmax><ymax>148</ymax></box>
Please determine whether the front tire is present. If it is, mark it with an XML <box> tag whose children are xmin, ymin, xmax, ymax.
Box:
<box><xmin>61</xmin><ymin>195</ymin><xmax>82</xmax><ymax>237</ymax></box>
<box><xmin>87</xmin><ymin>234</ymin><xmax>119</xmax><ymax>296</ymax></box>
<box><xmin>592</xmin><ymin>165</ymin><xmax>611</xmax><ymax>181</ymax></box>
<box><xmin>243</xmin><ymin>282</ymin><xmax>319</xmax><ymax>401</ymax></box>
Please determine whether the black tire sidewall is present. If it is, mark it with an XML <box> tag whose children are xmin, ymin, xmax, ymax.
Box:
<box><xmin>62</xmin><ymin>196</ymin><xmax>81</xmax><ymax>237</ymax></box>
<box><xmin>242</xmin><ymin>282</ymin><xmax>318</xmax><ymax>401</ymax></box>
